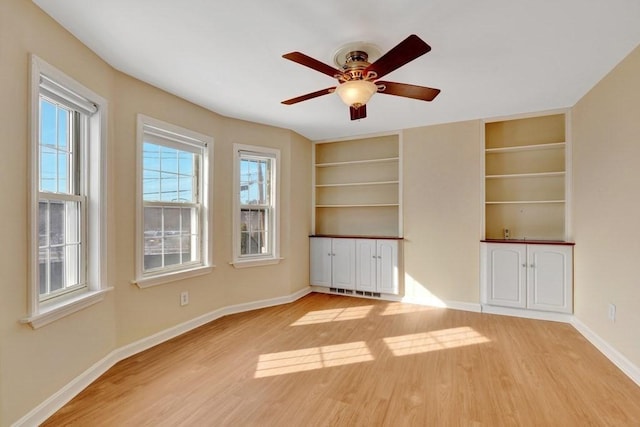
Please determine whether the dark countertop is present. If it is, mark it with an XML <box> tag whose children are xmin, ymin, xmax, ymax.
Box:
<box><xmin>482</xmin><ymin>239</ymin><xmax>575</xmax><ymax>246</ymax></box>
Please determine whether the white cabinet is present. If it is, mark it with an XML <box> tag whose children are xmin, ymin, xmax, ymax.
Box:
<box><xmin>481</xmin><ymin>242</ymin><xmax>573</xmax><ymax>313</ymax></box>
<box><xmin>526</xmin><ymin>245</ymin><xmax>573</xmax><ymax>312</ymax></box>
<box><xmin>355</xmin><ymin>239</ymin><xmax>399</xmax><ymax>295</ymax></box>
<box><xmin>311</xmin><ymin>237</ymin><xmax>400</xmax><ymax>295</ymax></box>
<box><xmin>310</xmin><ymin>237</ymin><xmax>355</xmax><ymax>289</ymax></box>
<box><xmin>483</xmin><ymin>243</ymin><xmax>527</xmax><ymax>308</ymax></box>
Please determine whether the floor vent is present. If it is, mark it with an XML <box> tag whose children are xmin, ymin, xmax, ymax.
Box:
<box><xmin>329</xmin><ymin>288</ymin><xmax>354</xmax><ymax>295</ymax></box>
<box><xmin>328</xmin><ymin>288</ymin><xmax>381</xmax><ymax>298</ymax></box>
<box><xmin>355</xmin><ymin>290</ymin><xmax>382</xmax><ymax>298</ymax></box>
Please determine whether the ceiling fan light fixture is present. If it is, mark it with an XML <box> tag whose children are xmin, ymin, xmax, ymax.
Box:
<box><xmin>335</xmin><ymin>80</ymin><xmax>378</xmax><ymax>108</ymax></box>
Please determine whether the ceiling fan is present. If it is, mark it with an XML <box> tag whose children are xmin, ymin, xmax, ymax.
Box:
<box><xmin>281</xmin><ymin>34</ymin><xmax>440</xmax><ymax>120</ymax></box>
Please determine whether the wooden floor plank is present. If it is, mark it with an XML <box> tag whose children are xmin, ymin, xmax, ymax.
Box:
<box><xmin>43</xmin><ymin>293</ymin><xmax>640</xmax><ymax>426</ymax></box>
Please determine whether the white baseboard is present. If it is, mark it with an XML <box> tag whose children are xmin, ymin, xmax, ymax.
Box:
<box><xmin>12</xmin><ymin>287</ymin><xmax>312</xmax><ymax>427</ymax></box>
<box><xmin>113</xmin><ymin>286</ymin><xmax>312</xmax><ymax>362</ymax></box>
<box><xmin>12</xmin><ymin>349</ymin><xmax>122</xmax><ymax>427</ymax></box>
<box><xmin>571</xmin><ymin>317</ymin><xmax>640</xmax><ymax>387</ymax></box>
<box><xmin>310</xmin><ymin>286</ymin><xmax>482</xmax><ymax>313</ymax></box>
<box><xmin>310</xmin><ymin>286</ymin><xmax>404</xmax><ymax>302</ymax></box>
<box><xmin>480</xmin><ymin>304</ymin><xmax>573</xmax><ymax>323</ymax></box>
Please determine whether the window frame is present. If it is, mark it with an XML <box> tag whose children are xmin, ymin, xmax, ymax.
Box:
<box><xmin>232</xmin><ymin>143</ymin><xmax>281</xmax><ymax>268</ymax></box>
<box><xmin>23</xmin><ymin>55</ymin><xmax>111</xmax><ymax>329</ymax></box>
<box><xmin>134</xmin><ymin>115</ymin><xmax>214</xmax><ymax>288</ymax></box>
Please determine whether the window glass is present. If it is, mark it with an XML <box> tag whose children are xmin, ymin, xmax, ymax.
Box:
<box><xmin>138</xmin><ymin>119</ymin><xmax>210</xmax><ymax>283</ymax></box>
<box><xmin>37</xmin><ymin>97</ymin><xmax>84</xmax><ymax>301</ymax></box>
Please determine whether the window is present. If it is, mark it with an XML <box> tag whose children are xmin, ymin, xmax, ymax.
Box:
<box><xmin>24</xmin><ymin>56</ymin><xmax>109</xmax><ymax>328</ymax></box>
<box><xmin>232</xmin><ymin>144</ymin><xmax>280</xmax><ymax>267</ymax></box>
<box><xmin>135</xmin><ymin>115</ymin><xmax>213</xmax><ymax>287</ymax></box>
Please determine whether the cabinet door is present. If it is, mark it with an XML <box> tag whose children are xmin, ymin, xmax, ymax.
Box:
<box><xmin>332</xmin><ymin>238</ymin><xmax>356</xmax><ymax>290</ymax></box>
<box><xmin>486</xmin><ymin>244</ymin><xmax>526</xmax><ymax>308</ymax></box>
<box><xmin>355</xmin><ymin>239</ymin><xmax>377</xmax><ymax>292</ymax></box>
<box><xmin>310</xmin><ymin>238</ymin><xmax>332</xmax><ymax>287</ymax></box>
<box><xmin>527</xmin><ymin>245</ymin><xmax>573</xmax><ymax>313</ymax></box>
<box><xmin>377</xmin><ymin>240</ymin><xmax>399</xmax><ymax>295</ymax></box>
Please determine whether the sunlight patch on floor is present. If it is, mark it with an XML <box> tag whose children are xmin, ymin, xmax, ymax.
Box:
<box><xmin>380</xmin><ymin>302</ymin><xmax>439</xmax><ymax>316</ymax></box>
<box><xmin>255</xmin><ymin>341</ymin><xmax>374</xmax><ymax>378</ymax></box>
<box><xmin>383</xmin><ymin>327</ymin><xmax>490</xmax><ymax>356</ymax></box>
<box><xmin>290</xmin><ymin>305</ymin><xmax>374</xmax><ymax>326</ymax></box>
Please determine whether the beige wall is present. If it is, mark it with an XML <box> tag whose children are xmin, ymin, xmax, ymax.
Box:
<box><xmin>0</xmin><ymin>1</ymin><xmax>118</xmax><ymax>424</ymax></box>
<box><xmin>0</xmin><ymin>1</ymin><xmax>311</xmax><ymax>425</ymax></box>
<box><xmin>403</xmin><ymin>121</ymin><xmax>483</xmax><ymax>305</ymax></box>
<box><xmin>287</xmin><ymin>132</ymin><xmax>313</xmax><ymax>294</ymax></box>
<box><xmin>572</xmin><ymin>44</ymin><xmax>640</xmax><ymax>368</ymax></box>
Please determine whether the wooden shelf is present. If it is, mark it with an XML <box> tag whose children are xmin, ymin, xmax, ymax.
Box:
<box><xmin>485</xmin><ymin>142</ymin><xmax>565</xmax><ymax>154</ymax></box>
<box><xmin>316</xmin><ymin>180</ymin><xmax>399</xmax><ymax>188</ymax></box>
<box><xmin>316</xmin><ymin>203</ymin><xmax>400</xmax><ymax>208</ymax></box>
<box><xmin>485</xmin><ymin>200</ymin><xmax>565</xmax><ymax>205</ymax></box>
<box><xmin>315</xmin><ymin>157</ymin><xmax>399</xmax><ymax>168</ymax></box>
<box><xmin>486</xmin><ymin>172</ymin><xmax>565</xmax><ymax>179</ymax></box>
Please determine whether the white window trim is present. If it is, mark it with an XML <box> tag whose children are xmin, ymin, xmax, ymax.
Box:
<box><xmin>231</xmin><ymin>143</ymin><xmax>281</xmax><ymax>268</ymax></box>
<box><xmin>133</xmin><ymin>114</ymin><xmax>214</xmax><ymax>288</ymax></box>
<box><xmin>22</xmin><ymin>55</ymin><xmax>111</xmax><ymax>329</ymax></box>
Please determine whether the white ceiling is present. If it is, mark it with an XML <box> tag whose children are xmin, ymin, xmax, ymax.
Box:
<box><xmin>34</xmin><ymin>0</ymin><xmax>640</xmax><ymax>141</ymax></box>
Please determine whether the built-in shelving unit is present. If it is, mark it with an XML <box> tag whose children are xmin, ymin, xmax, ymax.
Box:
<box><xmin>314</xmin><ymin>134</ymin><xmax>401</xmax><ymax>237</ymax></box>
<box><xmin>484</xmin><ymin>112</ymin><xmax>569</xmax><ymax>241</ymax></box>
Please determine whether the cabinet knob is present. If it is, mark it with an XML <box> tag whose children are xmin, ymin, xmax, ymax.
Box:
<box><xmin>522</xmin><ymin>263</ymin><xmax>526</xmax><ymax>268</ymax></box>
<box><xmin>530</xmin><ymin>264</ymin><xmax>535</xmax><ymax>268</ymax></box>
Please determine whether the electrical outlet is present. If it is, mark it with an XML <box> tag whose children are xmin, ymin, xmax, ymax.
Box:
<box><xmin>608</xmin><ymin>303</ymin><xmax>616</xmax><ymax>322</ymax></box>
<box><xmin>180</xmin><ymin>291</ymin><xmax>189</xmax><ymax>306</ymax></box>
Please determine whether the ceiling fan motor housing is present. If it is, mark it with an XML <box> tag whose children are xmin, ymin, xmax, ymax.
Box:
<box><xmin>341</xmin><ymin>50</ymin><xmax>377</xmax><ymax>81</ymax></box>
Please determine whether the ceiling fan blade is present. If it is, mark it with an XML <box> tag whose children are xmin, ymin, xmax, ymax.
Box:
<box><xmin>376</xmin><ymin>81</ymin><xmax>440</xmax><ymax>101</ymax></box>
<box><xmin>365</xmin><ymin>35</ymin><xmax>431</xmax><ymax>80</ymax></box>
<box><xmin>350</xmin><ymin>104</ymin><xmax>367</xmax><ymax>120</ymax></box>
<box><xmin>282</xmin><ymin>52</ymin><xmax>343</xmax><ymax>79</ymax></box>
<box><xmin>281</xmin><ymin>87</ymin><xmax>335</xmax><ymax>105</ymax></box>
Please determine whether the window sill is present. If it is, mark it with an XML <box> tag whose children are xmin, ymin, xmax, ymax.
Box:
<box><xmin>230</xmin><ymin>257</ymin><xmax>283</xmax><ymax>269</ymax></box>
<box><xmin>133</xmin><ymin>265</ymin><xmax>213</xmax><ymax>288</ymax></box>
<box><xmin>21</xmin><ymin>287</ymin><xmax>113</xmax><ymax>329</ymax></box>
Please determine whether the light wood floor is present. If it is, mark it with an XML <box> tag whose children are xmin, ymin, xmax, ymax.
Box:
<box><xmin>44</xmin><ymin>293</ymin><xmax>640</xmax><ymax>426</ymax></box>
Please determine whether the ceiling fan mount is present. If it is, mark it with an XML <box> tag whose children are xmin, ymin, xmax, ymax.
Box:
<box><xmin>282</xmin><ymin>35</ymin><xmax>440</xmax><ymax>121</ymax></box>
<box><xmin>334</xmin><ymin>41</ymin><xmax>381</xmax><ymax>69</ymax></box>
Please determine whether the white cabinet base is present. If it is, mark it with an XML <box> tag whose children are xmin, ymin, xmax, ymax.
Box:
<box><xmin>481</xmin><ymin>242</ymin><xmax>573</xmax><ymax>314</ymax></box>
<box><xmin>311</xmin><ymin>237</ymin><xmax>401</xmax><ymax>296</ymax></box>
